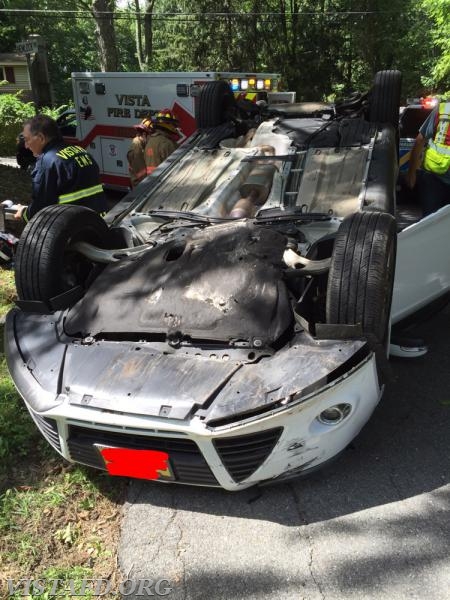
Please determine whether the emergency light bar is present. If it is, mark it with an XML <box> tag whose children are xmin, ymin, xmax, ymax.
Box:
<box><xmin>226</xmin><ymin>76</ymin><xmax>277</xmax><ymax>92</ymax></box>
<box><xmin>406</xmin><ymin>96</ymin><xmax>439</xmax><ymax>109</ymax></box>
<box><xmin>421</xmin><ymin>96</ymin><xmax>438</xmax><ymax>109</ymax></box>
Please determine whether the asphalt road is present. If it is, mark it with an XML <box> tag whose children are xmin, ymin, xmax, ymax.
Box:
<box><xmin>119</xmin><ymin>304</ymin><xmax>450</xmax><ymax>600</ymax></box>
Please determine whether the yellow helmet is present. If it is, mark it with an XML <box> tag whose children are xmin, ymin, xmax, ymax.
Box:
<box><xmin>155</xmin><ymin>108</ymin><xmax>179</xmax><ymax>134</ymax></box>
<box><xmin>134</xmin><ymin>117</ymin><xmax>154</xmax><ymax>134</ymax></box>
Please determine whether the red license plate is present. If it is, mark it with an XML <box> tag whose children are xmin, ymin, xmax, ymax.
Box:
<box><xmin>95</xmin><ymin>446</ymin><xmax>174</xmax><ymax>480</ymax></box>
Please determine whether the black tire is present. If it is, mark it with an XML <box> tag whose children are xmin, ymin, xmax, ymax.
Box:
<box><xmin>15</xmin><ymin>205</ymin><xmax>108</xmax><ymax>302</ymax></box>
<box><xmin>195</xmin><ymin>80</ymin><xmax>236</xmax><ymax>129</ymax></box>
<box><xmin>326</xmin><ymin>211</ymin><xmax>397</xmax><ymax>346</ymax></box>
<box><xmin>369</xmin><ymin>70</ymin><xmax>402</xmax><ymax>127</ymax></box>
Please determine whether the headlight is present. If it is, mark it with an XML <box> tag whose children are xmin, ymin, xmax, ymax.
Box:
<box><xmin>317</xmin><ymin>403</ymin><xmax>352</xmax><ymax>425</ymax></box>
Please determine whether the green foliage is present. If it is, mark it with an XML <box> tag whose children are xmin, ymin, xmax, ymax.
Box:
<box><xmin>420</xmin><ymin>0</ymin><xmax>450</xmax><ymax>93</ymax></box>
<box><xmin>0</xmin><ymin>89</ymin><xmax>35</xmax><ymax>125</ymax></box>
<box><xmin>0</xmin><ymin>0</ymin><xmax>100</xmax><ymax>104</ymax></box>
<box><xmin>0</xmin><ymin>0</ymin><xmax>449</xmax><ymax>109</ymax></box>
<box><xmin>0</xmin><ymin>92</ymin><xmax>66</xmax><ymax>154</ymax></box>
<box><xmin>0</xmin><ymin>91</ymin><xmax>34</xmax><ymax>153</ymax></box>
<box><xmin>140</xmin><ymin>0</ymin><xmax>445</xmax><ymax>100</ymax></box>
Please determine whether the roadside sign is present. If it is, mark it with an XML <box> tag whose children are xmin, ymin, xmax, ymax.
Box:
<box><xmin>15</xmin><ymin>39</ymin><xmax>39</xmax><ymax>54</ymax></box>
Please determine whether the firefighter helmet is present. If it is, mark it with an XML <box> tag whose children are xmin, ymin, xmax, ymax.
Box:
<box><xmin>134</xmin><ymin>117</ymin><xmax>154</xmax><ymax>134</ymax></box>
<box><xmin>154</xmin><ymin>109</ymin><xmax>179</xmax><ymax>134</ymax></box>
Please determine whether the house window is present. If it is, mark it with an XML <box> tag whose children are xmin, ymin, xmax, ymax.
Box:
<box><xmin>0</xmin><ymin>66</ymin><xmax>15</xmax><ymax>83</ymax></box>
<box><xmin>5</xmin><ymin>67</ymin><xmax>15</xmax><ymax>83</ymax></box>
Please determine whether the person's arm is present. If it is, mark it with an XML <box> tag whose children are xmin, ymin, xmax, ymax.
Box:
<box><xmin>14</xmin><ymin>204</ymin><xmax>28</xmax><ymax>220</ymax></box>
<box><xmin>21</xmin><ymin>158</ymin><xmax>60</xmax><ymax>221</ymax></box>
<box><xmin>405</xmin><ymin>106</ymin><xmax>439</xmax><ymax>190</ymax></box>
<box><xmin>405</xmin><ymin>133</ymin><xmax>426</xmax><ymax>190</ymax></box>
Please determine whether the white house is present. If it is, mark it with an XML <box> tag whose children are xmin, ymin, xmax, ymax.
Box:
<box><xmin>0</xmin><ymin>53</ymin><xmax>32</xmax><ymax>99</ymax></box>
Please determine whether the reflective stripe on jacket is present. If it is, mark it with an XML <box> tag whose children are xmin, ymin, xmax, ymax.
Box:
<box><xmin>23</xmin><ymin>140</ymin><xmax>108</xmax><ymax>221</ymax></box>
<box><xmin>58</xmin><ymin>184</ymin><xmax>104</xmax><ymax>204</ymax></box>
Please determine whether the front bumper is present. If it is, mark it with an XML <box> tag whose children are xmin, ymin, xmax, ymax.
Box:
<box><xmin>5</xmin><ymin>309</ymin><xmax>382</xmax><ymax>491</ymax></box>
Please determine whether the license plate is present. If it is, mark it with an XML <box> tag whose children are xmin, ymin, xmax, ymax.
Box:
<box><xmin>95</xmin><ymin>445</ymin><xmax>175</xmax><ymax>480</ymax></box>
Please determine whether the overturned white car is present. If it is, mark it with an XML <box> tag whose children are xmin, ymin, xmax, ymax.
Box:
<box><xmin>5</xmin><ymin>71</ymin><xmax>450</xmax><ymax>490</ymax></box>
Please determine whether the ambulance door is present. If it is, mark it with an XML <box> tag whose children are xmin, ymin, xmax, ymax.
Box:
<box><xmin>99</xmin><ymin>137</ymin><xmax>130</xmax><ymax>188</ymax></box>
<box><xmin>71</xmin><ymin>76</ymin><xmax>103</xmax><ymax>173</ymax></box>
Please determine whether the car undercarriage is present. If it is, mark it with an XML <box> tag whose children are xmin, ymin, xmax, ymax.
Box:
<box><xmin>5</xmin><ymin>71</ymin><xmax>450</xmax><ymax>490</ymax></box>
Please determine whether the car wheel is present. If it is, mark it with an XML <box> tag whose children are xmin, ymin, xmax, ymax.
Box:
<box><xmin>15</xmin><ymin>205</ymin><xmax>109</xmax><ymax>302</ymax></box>
<box><xmin>195</xmin><ymin>80</ymin><xmax>236</xmax><ymax>128</ymax></box>
<box><xmin>326</xmin><ymin>210</ymin><xmax>397</xmax><ymax>347</ymax></box>
<box><xmin>368</xmin><ymin>70</ymin><xmax>402</xmax><ymax>128</ymax></box>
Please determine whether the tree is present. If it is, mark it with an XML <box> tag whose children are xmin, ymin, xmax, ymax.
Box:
<box><xmin>420</xmin><ymin>0</ymin><xmax>450</xmax><ymax>93</ymax></box>
<box><xmin>0</xmin><ymin>0</ymin><xmax>100</xmax><ymax>103</ymax></box>
<box><xmin>78</xmin><ymin>0</ymin><xmax>119</xmax><ymax>71</ymax></box>
<box><xmin>0</xmin><ymin>0</ymin><xmax>448</xmax><ymax>102</ymax></box>
<box><xmin>134</xmin><ymin>0</ymin><xmax>156</xmax><ymax>71</ymax></box>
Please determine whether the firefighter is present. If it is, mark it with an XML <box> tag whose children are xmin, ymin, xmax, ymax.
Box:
<box><xmin>144</xmin><ymin>109</ymin><xmax>180</xmax><ymax>176</ymax></box>
<box><xmin>127</xmin><ymin>117</ymin><xmax>154</xmax><ymax>187</ymax></box>
<box><xmin>406</xmin><ymin>100</ymin><xmax>450</xmax><ymax>216</ymax></box>
<box><xmin>14</xmin><ymin>114</ymin><xmax>108</xmax><ymax>222</ymax></box>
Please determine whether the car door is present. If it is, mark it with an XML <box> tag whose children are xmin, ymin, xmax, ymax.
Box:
<box><xmin>391</xmin><ymin>204</ymin><xmax>450</xmax><ymax>323</ymax></box>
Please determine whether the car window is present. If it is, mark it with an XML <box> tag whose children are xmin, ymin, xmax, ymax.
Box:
<box><xmin>399</xmin><ymin>107</ymin><xmax>432</xmax><ymax>138</ymax></box>
<box><xmin>57</xmin><ymin>111</ymin><xmax>77</xmax><ymax>136</ymax></box>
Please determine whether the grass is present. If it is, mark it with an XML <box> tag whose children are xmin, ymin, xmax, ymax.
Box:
<box><xmin>0</xmin><ymin>269</ymin><xmax>15</xmax><ymax>318</ymax></box>
<box><xmin>0</xmin><ymin>166</ymin><xmax>127</xmax><ymax>596</ymax></box>
<box><xmin>0</xmin><ymin>341</ymin><xmax>126</xmax><ymax>591</ymax></box>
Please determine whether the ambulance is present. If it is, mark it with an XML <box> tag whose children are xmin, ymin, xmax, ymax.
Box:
<box><xmin>67</xmin><ymin>71</ymin><xmax>288</xmax><ymax>190</ymax></box>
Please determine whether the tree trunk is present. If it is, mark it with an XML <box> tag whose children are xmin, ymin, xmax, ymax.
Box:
<box><xmin>143</xmin><ymin>0</ymin><xmax>155</xmax><ymax>69</ymax></box>
<box><xmin>135</xmin><ymin>0</ymin><xmax>145</xmax><ymax>70</ymax></box>
<box><xmin>134</xmin><ymin>0</ymin><xmax>155</xmax><ymax>71</ymax></box>
<box><xmin>79</xmin><ymin>0</ymin><xmax>119</xmax><ymax>71</ymax></box>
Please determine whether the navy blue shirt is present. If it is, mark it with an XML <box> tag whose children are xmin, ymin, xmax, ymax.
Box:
<box><xmin>24</xmin><ymin>140</ymin><xmax>108</xmax><ymax>221</ymax></box>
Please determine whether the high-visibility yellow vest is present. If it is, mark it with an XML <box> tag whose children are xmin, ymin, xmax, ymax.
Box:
<box><xmin>423</xmin><ymin>102</ymin><xmax>450</xmax><ymax>174</ymax></box>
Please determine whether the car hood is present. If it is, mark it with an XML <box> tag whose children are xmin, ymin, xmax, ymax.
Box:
<box><xmin>6</xmin><ymin>309</ymin><xmax>369</xmax><ymax>423</ymax></box>
<box><xmin>65</xmin><ymin>220</ymin><xmax>292</xmax><ymax>346</ymax></box>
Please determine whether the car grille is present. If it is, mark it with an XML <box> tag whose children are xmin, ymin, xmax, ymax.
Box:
<box><xmin>29</xmin><ymin>412</ymin><xmax>61</xmax><ymax>452</ymax></box>
<box><xmin>213</xmin><ymin>428</ymin><xmax>283</xmax><ymax>483</ymax></box>
<box><xmin>67</xmin><ymin>426</ymin><xmax>219</xmax><ymax>486</ymax></box>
